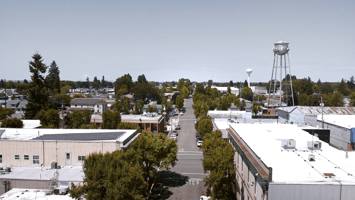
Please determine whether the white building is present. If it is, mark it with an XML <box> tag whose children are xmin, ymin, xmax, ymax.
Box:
<box><xmin>211</xmin><ymin>86</ymin><xmax>239</xmax><ymax>96</ymax></box>
<box><xmin>70</xmin><ymin>98</ymin><xmax>107</xmax><ymax>114</ymax></box>
<box><xmin>228</xmin><ymin>123</ymin><xmax>355</xmax><ymax>200</ymax></box>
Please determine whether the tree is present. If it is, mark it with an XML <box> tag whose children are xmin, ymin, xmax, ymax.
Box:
<box><xmin>133</xmin><ymin>99</ymin><xmax>144</xmax><ymax>114</ymax></box>
<box><xmin>202</xmin><ymin>130</ymin><xmax>236</xmax><ymax>199</ymax></box>
<box><xmin>324</xmin><ymin>91</ymin><xmax>344</xmax><ymax>106</ymax></box>
<box><xmin>5</xmin><ymin>81</ymin><xmax>15</xmax><ymax>89</ymax></box>
<box><xmin>46</xmin><ymin>61</ymin><xmax>61</xmax><ymax>95</ymax></box>
<box><xmin>1</xmin><ymin>118</ymin><xmax>23</xmax><ymax>128</ymax></box>
<box><xmin>207</xmin><ymin>80</ymin><xmax>213</xmax><ymax>86</ymax></box>
<box><xmin>0</xmin><ymin>106</ymin><xmax>15</xmax><ymax>120</ymax></box>
<box><xmin>241</xmin><ymin>87</ymin><xmax>253</xmax><ymax>101</ymax></box>
<box><xmin>69</xmin><ymin>150</ymin><xmax>146</xmax><ymax>200</ymax></box>
<box><xmin>86</xmin><ymin>76</ymin><xmax>90</xmax><ymax>88</ymax></box>
<box><xmin>64</xmin><ymin>110</ymin><xmax>91</xmax><ymax>128</ymax></box>
<box><xmin>124</xmin><ymin>131</ymin><xmax>178</xmax><ymax>193</ymax></box>
<box><xmin>147</xmin><ymin>105</ymin><xmax>157</xmax><ymax>113</ymax></box>
<box><xmin>337</xmin><ymin>79</ymin><xmax>349</xmax><ymax>95</ymax></box>
<box><xmin>25</xmin><ymin>53</ymin><xmax>50</xmax><ymax>119</ymax></box>
<box><xmin>176</xmin><ymin>95</ymin><xmax>184</xmax><ymax>110</ymax></box>
<box><xmin>114</xmin><ymin>74</ymin><xmax>133</xmax><ymax>95</ymax></box>
<box><xmin>347</xmin><ymin>76</ymin><xmax>355</xmax><ymax>90</ymax></box>
<box><xmin>350</xmin><ymin>92</ymin><xmax>355</xmax><ymax>106</ymax></box>
<box><xmin>251</xmin><ymin>103</ymin><xmax>262</xmax><ymax>115</ymax></box>
<box><xmin>319</xmin><ymin>82</ymin><xmax>334</xmax><ymax>94</ymax></box>
<box><xmin>240</xmin><ymin>100</ymin><xmax>246</xmax><ymax>110</ymax></box>
<box><xmin>114</xmin><ymin>97</ymin><xmax>131</xmax><ymax>114</ymax></box>
<box><xmin>102</xmin><ymin>109</ymin><xmax>121</xmax><ymax>129</ymax></box>
<box><xmin>117</xmin><ymin>122</ymin><xmax>142</xmax><ymax>133</ymax></box>
<box><xmin>101</xmin><ymin>75</ymin><xmax>106</xmax><ymax>88</ymax></box>
<box><xmin>36</xmin><ymin>109</ymin><xmax>60</xmax><ymax>128</ymax></box>
<box><xmin>72</xmin><ymin>94</ymin><xmax>83</xmax><ymax>99</ymax></box>
<box><xmin>197</xmin><ymin>116</ymin><xmax>213</xmax><ymax>138</ymax></box>
<box><xmin>229</xmin><ymin>80</ymin><xmax>233</xmax><ymax>86</ymax></box>
<box><xmin>137</xmin><ymin>74</ymin><xmax>147</xmax><ymax>83</ymax></box>
<box><xmin>181</xmin><ymin>86</ymin><xmax>190</xmax><ymax>98</ymax></box>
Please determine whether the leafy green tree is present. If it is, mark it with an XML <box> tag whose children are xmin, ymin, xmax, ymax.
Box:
<box><xmin>193</xmin><ymin>100</ymin><xmax>209</xmax><ymax>118</ymax></box>
<box><xmin>298</xmin><ymin>94</ymin><xmax>319</xmax><ymax>106</ymax></box>
<box><xmin>0</xmin><ymin>106</ymin><xmax>15</xmax><ymax>120</ymax></box>
<box><xmin>202</xmin><ymin>130</ymin><xmax>236</xmax><ymax>199</ymax></box>
<box><xmin>132</xmin><ymin>82</ymin><xmax>162</xmax><ymax>103</ymax></box>
<box><xmin>181</xmin><ymin>86</ymin><xmax>190</xmax><ymax>98</ymax></box>
<box><xmin>80</xmin><ymin>124</ymin><xmax>97</xmax><ymax>129</ymax></box>
<box><xmin>45</xmin><ymin>61</ymin><xmax>61</xmax><ymax>95</ymax></box>
<box><xmin>69</xmin><ymin>150</ymin><xmax>146</xmax><ymax>200</ymax></box>
<box><xmin>1</xmin><ymin>118</ymin><xmax>23</xmax><ymax>128</ymax></box>
<box><xmin>347</xmin><ymin>76</ymin><xmax>355</xmax><ymax>90</ymax></box>
<box><xmin>25</xmin><ymin>53</ymin><xmax>50</xmax><ymax>119</ymax></box>
<box><xmin>324</xmin><ymin>91</ymin><xmax>344</xmax><ymax>106</ymax></box>
<box><xmin>197</xmin><ymin>116</ymin><xmax>213</xmax><ymax>138</ymax></box>
<box><xmin>36</xmin><ymin>109</ymin><xmax>60</xmax><ymax>128</ymax></box>
<box><xmin>240</xmin><ymin>100</ymin><xmax>246</xmax><ymax>111</ymax></box>
<box><xmin>241</xmin><ymin>87</ymin><xmax>253</xmax><ymax>101</ymax></box>
<box><xmin>114</xmin><ymin>97</ymin><xmax>131</xmax><ymax>114</ymax></box>
<box><xmin>293</xmin><ymin>77</ymin><xmax>315</xmax><ymax>95</ymax></box>
<box><xmin>147</xmin><ymin>105</ymin><xmax>157</xmax><ymax>113</ymax></box>
<box><xmin>133</xmin><ymin>99</ymin><xmax>144</xmax><ymax>114</ymax></box>
<box><xmin>337</xmin><ymin>79</ymin><xmax>349</xmax><ymax>95</ymax></box>
<box><xmin>124</xmin><ymin>131</ymin><xmax>178</xmax><ymax>192</ymax></box>
<box><xmin>251</xmin><ymin>103</ymin><xmax>262</xmax><ymax>115</ymax></box>
<box><xmin>101</xmin><ymin>75</ymin><xmax>106</xmax><ymax>88</ymax></box>
<box><xmin>5</xmin><ymin>81</ymin><xmax>15</xmax><ymax>89</ymax></box>
<box><xmin>91</xmin><ymin>76</ymin><xmax>101</xmax><ymax>90</ymax></box>
<box><xmin>117</xmin><ymin>122</ymin><xmax>142</xmax><ymax>133</ymax></box>
<box><xmin>102</xmin><ymin>109</ymin><xmax>121</xmax><ymax>129</ymax></box>
<box><xmin>114</xmin><ymin>74</ymin><xmax>133</xmax><ymax>95</ymax></box>
<box><xmin>64</xmin><ymin>110</ymin><xmax>91</xmax><ymax>128</ymax></box>
<box><xmin>72</xmin><ymin>94</ymin><xmax>83</xmax><ymax>99</ymax></box>
<box><xmin>229</xmin><ymin>80</ymin><xmax>233</xmax><ymax>86</ymax></box>
<box><xmin>319</xmin><ymin>82</ymin><xmax>334</xmax><ymax>94</ymax></box>
<box><xmin>176</xmin><ymin>95</ymin><xmax>184</xmax><ymax>110</ymax></box>
<box><xmin>137</xmin><ymin>74</ymin><xmax>147</xmax><ymax>83</ymax></box>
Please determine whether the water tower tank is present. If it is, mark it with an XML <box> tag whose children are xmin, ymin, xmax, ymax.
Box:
<box><xmin>273</xmin><ymin>41</ymin><xmax>289</xmax><ymax>55</ymax></box>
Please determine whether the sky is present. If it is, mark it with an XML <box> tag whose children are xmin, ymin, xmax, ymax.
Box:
<box><xmin>1</xmin><ymin>0</ymin><xmax>354</xmax><ymax>83</ymax></box>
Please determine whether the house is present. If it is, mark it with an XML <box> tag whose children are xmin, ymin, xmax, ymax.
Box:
<box><xmin>70</xmin><ymin>98</ymin><xmax>107</xmax><ymax>114</ymax></box>
<box><xmin>228</xmin><ymin>123</ymin><xmax>355</xmax><ymax>200</ymax></box>
<box><xmin>0</xmin><ymin>128</ymin><xmax>139</xmax><ymax>167</ymax></box>
<box><xmin>121</xmin><ymin>114</ymin><xmax>165</xmax><ymax>134</ymax></box>
<box><xmin>0</xmin><ymin>99</ymin><xmax>28</xmax><ymax>118</ymax></box>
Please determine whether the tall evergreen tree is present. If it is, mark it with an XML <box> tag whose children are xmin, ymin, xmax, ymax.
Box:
<box><xmin>46</xmin><ymin>61</ymin><xmax>61</xmax><ymax>95</ymax></box>
<box><xmin>25</xmin><ymin>53</ymin><xmax>50</xmax><ymax>119</ymax></box>
<box><xmin>101</xmin><ymin>75</ymin><xmax>106</xmax><ymax>87</ymax></box>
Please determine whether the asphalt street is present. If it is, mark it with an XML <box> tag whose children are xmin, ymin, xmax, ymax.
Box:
<box><xmin>162</xmin><ymin>97</ymin><xmax>208</xmax><ymax>200</ymax></box>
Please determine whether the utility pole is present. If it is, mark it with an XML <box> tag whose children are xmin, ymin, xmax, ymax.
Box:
<box><xmin>320</xmin><ymin>97</ymin><xmax>324</xmax><ymax>129</ymax></box>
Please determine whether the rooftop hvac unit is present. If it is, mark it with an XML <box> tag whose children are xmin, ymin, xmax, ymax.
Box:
<box><xmin>59</xmin><ymin>188</ymin><xmax>68</xmax><ymax>195</ymax></box>
<box><xmin>308</xmin><ymin>154</ymin><xmax>316</xmax><ymax>161</ymax></box>
<box><xmin>282</xmin><ymin>139</ymin><xmax>296</xmax><ymax>149</ymax></box>
<box><xmin>307</xmin><ymin>141</ymin><xmax>322</xmax><ymax>150</ymax></box>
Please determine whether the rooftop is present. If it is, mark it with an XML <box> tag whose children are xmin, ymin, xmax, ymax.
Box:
<box><xmin>0</xmin><ymin>128</ymin><xmax>137</xmax><ymax>142</ymax></box>
<box><xmin>278</xmin><ymin>106</ymin><xmax>355</xmax><ymax>115</ymax></box>
<box><xmin>229</xmin><ymin>124</ymin><xmax>355</xmax><ymax>184</ymax></box>
<box><xmin>70</xmin><ymin>98</ymin><xmax>106</xmax><ymax>105</ymax></box>
<box><xmin>317</xmin><ymin>115</ymin><xmax>355</xmax><ymax>129</ymax></box>
<box><xmin>0</xmin><ymin>189</ymin><xmax>76</xmax><ymax>200</ymax></box>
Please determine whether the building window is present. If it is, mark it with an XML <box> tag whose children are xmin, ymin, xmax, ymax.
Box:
<box><xmin>15</xmin><ymin>155</ymin><xmax>20</xmax><ymax>160</ymax></box>
<box><xmin>0</xmin><ymin>155</ymin><xmax>2</xmax><ymax>163</ymax></box>
<box><xmin>33</xmin><ymin>155</ymin><xmax>40</xmax><ymax>164</ymax></box>
<box><xmin>24</xmin><ymin>155</ymin><xmax>29</xmax><ymax>160</ymax></box>
<box><xmin>78</xmin><ymin>156</ymin><xmax>85</xmax><ymax>161</ymax></box>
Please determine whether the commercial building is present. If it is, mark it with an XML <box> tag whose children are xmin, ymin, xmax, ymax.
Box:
<box><xmin>0</xmin><ymin>128</ymin><xmax>139</xmax><ymax>167</ymax></box>
<box><xmin>121</xmin><ymin>114</ymin><xmax>164</xmax><ymax>134</ymax></box>
<box><xmin>211</xmin><ymin>86</ymin><xmax>240</xmax><ymax>96</ymax></box>
<box><xmin>228</xmin><ymin>124</ymin><xmax>355</xmax><ymax>200</ymax></box>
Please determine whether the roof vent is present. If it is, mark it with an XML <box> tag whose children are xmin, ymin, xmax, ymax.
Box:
<box><xmin>307</xmin><ymin>141</ymin><xmax>322</xmax><ymax>150</ymax></box>
<box><xmin>282</xmin><ymin>139</ymin><xmax>296</xmax><ymax>149</ymax></box>
<box><xmin>308</xmin><ymin>154</ymin><xmax>315</xmax><ymax>161</ymax></box>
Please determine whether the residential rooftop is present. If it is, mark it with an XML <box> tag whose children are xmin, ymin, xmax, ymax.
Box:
<box><xmin>229</xmin><ymin>124</ymin><xmax>355</xmax><ymax>184</ymax></box>
<box><xmin>121</xmin><ymin>114</ymin><xmax>164</xmax><ymax>123</ymax></box>
<box><xmin>0</xmin><ymin>189</ymin><xmax>76</xmax><ymax>200</ymax></box>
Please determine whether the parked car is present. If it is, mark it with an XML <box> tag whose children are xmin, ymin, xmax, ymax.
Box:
<box><xmin>200</xmin><ymin>196</ymin><xmax>211</xmax><ymax>200</ymax></box>
<box><xmin>170</xmin><ymin>135</ymin><xmax>177</xmax><ymax>140</ymax></box>
<box><xmin>172</xmin><ymin>130</ymin><xmax>178</xmax><ymax>136</ymax></box>
<box><xmin>151</xmin><ymin>183</ymin><xmax>163</xmax><ymax>199</ymax></box>
<box><xmin>175</xmin><ymin>124</ymin><xmax>181</xmax><ymax>130</ymax></box>
<box><xmin>197</xmin><ymin>140</ymin><xmax>202</xmax><ymax>147</ymax></box>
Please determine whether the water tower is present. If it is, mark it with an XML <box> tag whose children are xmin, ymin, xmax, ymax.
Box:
<box><xmin>246</xmin><ymin>68</ymin><xmax>252</xmax><ymax>87</ymax></box>
<box><xmin>267</xmin><ymin>40</ymin><xmax>294</xmax><ymax>107</ymax></box>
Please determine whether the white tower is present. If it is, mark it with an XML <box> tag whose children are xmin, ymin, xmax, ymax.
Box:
<box><xmin>268</xmin><ymin>40</ymin><xmax>294</xmax><ymax>107</ymax></box>
<box><xmin>246</xmin><ymin>68</ymin><xmax>253</xmax><ymax>87</ymax></box>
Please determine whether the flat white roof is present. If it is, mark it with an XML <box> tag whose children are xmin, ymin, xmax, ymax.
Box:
<box><xmin>22</xmin><ymin>120</ymin><xmax>41</xmax><ymax>129</ymax></box>
<box><xmin>0</xmin><ymin>166</ymin><xmax>84</xmax><ymax>182</ymax></box>
<box><xmin>0</xmin><ymin>128</ymin><xmax>137</xmax><ymax>142</ymax></box>
<box><xmin>317</xmin><ymin>115</ymin><xmax>355</xmax><ymax>129</ymax></box>
<box><xmin>211</xmin><ymin>86</ymin><xmax>239</xmax><ymax>91</ymax></box>
<box><xmin>0</xmin><ymin>188</ymin><xmax>76</xmax><ymax>200</ymax></box>
<box><xmin>229</xmin><ymin>124</ymin><xmax>355</xmax><ymax>184</ymax></box>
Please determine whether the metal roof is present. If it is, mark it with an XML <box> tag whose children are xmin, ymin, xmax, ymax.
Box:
<box><xmin>278</xmin><ymin>106</ymin><xmax>355</xmax><ymax>115</ymax></box>
<box><xmin>32</xmin><ymin>132</ymin><xmax>125</xmax><ymax>141</ymax></box>
<box><xmin>71</xmin><ymin>98</ymin><xmax>106</xmax><ymax>105</ymax></box>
